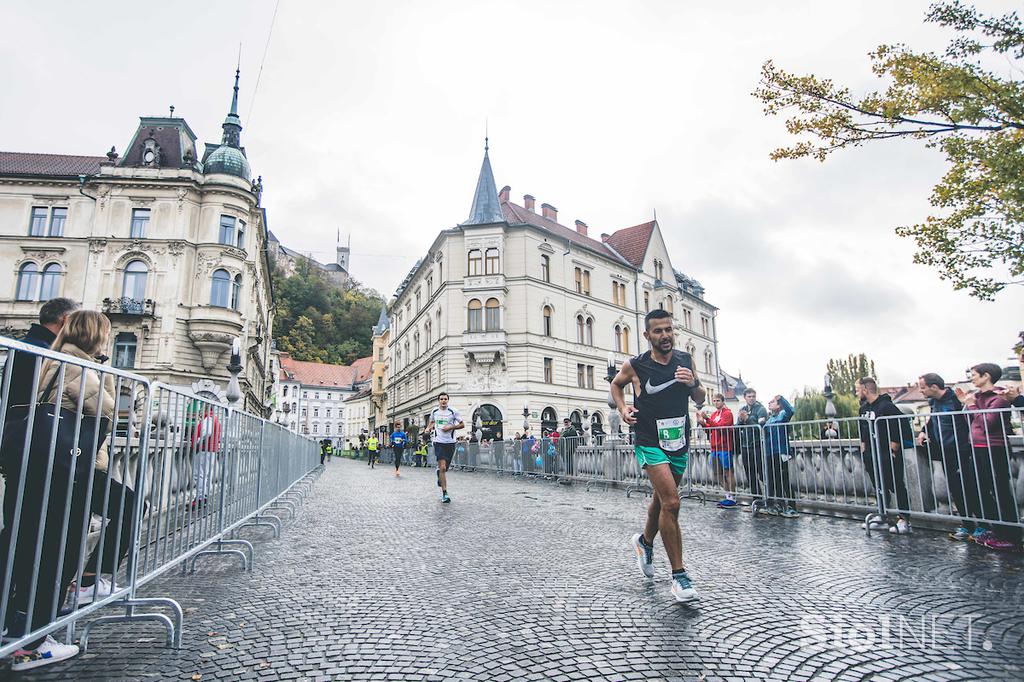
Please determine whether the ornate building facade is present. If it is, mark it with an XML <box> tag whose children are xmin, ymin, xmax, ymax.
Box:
<box><xmin>0</xmin><ymin>70</ymin><xmax>275</xmax><ymax>414</ymax></box>
<box><xmin>385</xmin><ymin>143</ymin><xmax>721</xmax><ymax>440</ymax></box>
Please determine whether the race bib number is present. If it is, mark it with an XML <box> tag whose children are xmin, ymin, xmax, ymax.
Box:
<box><xmin>436</xmin><ymin>418</ymin><xmax>449</xmax><ymax>431</ymax></box>
<box><xmin>656</xmin><ymin>417</ymin><xmax>687</xmax><ymax>451</ymax></box>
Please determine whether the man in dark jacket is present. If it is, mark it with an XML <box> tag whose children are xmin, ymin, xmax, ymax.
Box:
<box><xmin>916</xmin><ymin>373</ymin><xmax>976</xmax><ymax>540</ymax></box>
<box><xmin>3</xmin><ymin>298</ymin><xmax>78</xmax><ymax>412</ymax></box>
<box><xmin>737</xmin><ymin>388</ymin><xmax>768</xmax><ymax>498</ymax></box>
<box><xmin>857</xmin><ymin>377</ymin><xmax>914</xmax><ymax>534</ymax></box>
<box><xmin>558</xmin><ymin>418</ymin><xmax>580</xmax><ymax>476</ymax></box>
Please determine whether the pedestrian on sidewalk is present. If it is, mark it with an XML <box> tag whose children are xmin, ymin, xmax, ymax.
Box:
<box><xmin>612</xmin><ymin>309</ymin><xmax>704</xmax><ymax>604</ymax></box>
<box><xmin>426</xmin><ymin>393</ymin><xmax>464</xmax><ymax>503</ymax></box>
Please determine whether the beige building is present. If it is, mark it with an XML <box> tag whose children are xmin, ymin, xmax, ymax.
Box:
<box><xmin>385</xmin><ymin>143</ymin><xmax>721</xmax><ymax>440</ymax></box>
<box><xmin>343</xmin><ymin>388</ymin><xmax>373</xmax><ymax>446</ymax></box>
<box><xmin>369</xmin><ymin>303</ymin><xmax>390</xmax><ymax>435</ymax></box>
<box><xmin>0</xmin><ymin>70</ymin><xmax>275</xmax><ymax>414</ymax></box>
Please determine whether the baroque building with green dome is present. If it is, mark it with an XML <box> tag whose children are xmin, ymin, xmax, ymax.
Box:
<box><xmin>0</xmin><ymin>68</ymin><xmax>276</xmax><ymax>416</ymax></box>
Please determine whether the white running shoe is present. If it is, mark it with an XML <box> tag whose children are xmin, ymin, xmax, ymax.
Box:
<box><xmin>670</xmin><ymin>572</ymin><xmax>700</xmax><ymax>603</ymax></box>
<box><xmin>10</xmin><ymin>635</ymin><xmax>80</xmax><ymax>671</ymax></box>
<box><xmin>630</xmin><ymin>533</ymin><xmax>655</xmax><ymax>578</ymax></box>
<box><xmin>66</xmin><ymin>577</ymin><xmax>113</xmax><ymax>607</ymax></box>
<box><xmin>861</xmin><ymin>519</ymin><xmax>889</xmax><ymax>531</ymax></box>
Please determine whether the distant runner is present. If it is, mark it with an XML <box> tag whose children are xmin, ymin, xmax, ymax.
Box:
<box><xmin>425</xmin><ymin>393</ymin><xmax>464</xmax><ymax>503</ymax></box>
<box><xmin>390</xmin><ymin>422</ymin><xmax>408</xmax><ymax>477</ymax></box>
<box><xmin>611</xmin><ymin>308</ymin><xmax>705</xmax><ymax>603</ymax></box>
<box><xmin>367</xmin><ymin>433</ymin><xmax>380</xmax><ymax>469</ymax></box>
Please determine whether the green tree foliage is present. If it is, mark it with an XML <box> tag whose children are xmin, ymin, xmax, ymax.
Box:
<box><xmin>826</xmin><ymin>353</ymin><xmax>878</xmax><ymax>396</ymax></box>
<box><xmin>792</xmin><ymin>387</ymin><xmax>861</xmax><ymax>422</ymax></box>
<box><xmin>754</xmin><ymin>1</ymin><xmax>1024</xmax><ymax>299</ymax></box>
<box><xmin>273</xmin><ymin>257</ymin><xmax>382</xmax><ymax>365</ymax></box>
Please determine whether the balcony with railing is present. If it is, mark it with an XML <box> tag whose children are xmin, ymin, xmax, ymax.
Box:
<box><xmin>102</xmin><ymin>297</ymin><xmax>156</xmax><ymax>317</ymax></box>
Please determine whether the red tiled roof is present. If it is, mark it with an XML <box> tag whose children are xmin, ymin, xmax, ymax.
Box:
<box><xmin>501</xmin><ymin>200</ymin><xmax>626</xmax><ymax>264</ymax></box>
<box><xmin>603</xmin><ymin>221</ymin><xmax>655</xmax><ymax>268</ymax></box>
<box><xmin>894</xmin><ymin>386</ymin><xmax>927</xmax><ymax>403</ymax></box>
<box><xmin>280</xmin><ymin>355</ymin><xmax>357</xmax><ymax>387</ymax></box>
<box><xmin>0</xmin><ymin>151</ymin><xmax>104</xmax><ymax>177</ymax></box>
<box><xmin>349</xmin><ymin>356</ymin><xmax>373</xmax><ymax>382</ymax></box>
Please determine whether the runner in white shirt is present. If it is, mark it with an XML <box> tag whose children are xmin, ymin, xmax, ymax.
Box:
<box><xmin>425</xmin><ymin>392</ymin><xmax>464</xmax><ymax>503</ymax></box>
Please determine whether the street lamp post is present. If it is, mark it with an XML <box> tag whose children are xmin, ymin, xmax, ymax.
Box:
<box><xmin>522</xmin><ymin>402</ymin><xmax>529</xmax><ymax>434</ymax></box>
<box><xmin>226</xmin><ymin>337</ymin><xmax>242</xmax><ymax>407</ymax></box>
<box><xmin>606</xmin><ymin>353</ymin><xmax>621</xmax><ymax>439</ymax></box>
<box><xmin>823</xmin><ymin>373</ymin><xmax>836</xmax><ymax>419</ymax></box>
<box><xmin>582</xmin><ymin>408</ymin><xmax>590</xmax><ymax>445</ymax></box>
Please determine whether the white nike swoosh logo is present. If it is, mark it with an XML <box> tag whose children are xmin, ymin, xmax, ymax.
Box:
<box><xmin>645</xmin><ymin>379</ymin><xmax>678</xmax><ymax>394</ymax></box>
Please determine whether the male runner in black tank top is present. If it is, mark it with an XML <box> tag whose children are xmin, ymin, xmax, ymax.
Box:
<box><xmin>610</xmin><ymin>308</ymin><xmax>705</xmax><ymax>603</ymax></box>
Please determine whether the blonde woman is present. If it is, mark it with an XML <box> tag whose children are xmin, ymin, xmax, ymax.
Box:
<box><xmin>6</xmin><ymin>310</ymin><xmax>128</xmax><ymax>671</ymax></box>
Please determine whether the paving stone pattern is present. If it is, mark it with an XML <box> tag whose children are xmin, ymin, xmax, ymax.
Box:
<box><xmin>14</xmin><ymin>459</ymin><xmax>1024</xmax><ymax>681</ymax></box>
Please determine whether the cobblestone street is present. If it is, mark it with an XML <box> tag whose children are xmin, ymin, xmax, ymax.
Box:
<box><xmin>18</xmin><ymin>458</ymin><xmax>1024</xmax><ymax>681</ymax></box>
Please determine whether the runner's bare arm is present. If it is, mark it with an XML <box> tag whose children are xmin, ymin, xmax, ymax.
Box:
<box><xmin>611</xmin><ymin>360</ymin><xmax>639</xmax><ymax>426</ymax></box>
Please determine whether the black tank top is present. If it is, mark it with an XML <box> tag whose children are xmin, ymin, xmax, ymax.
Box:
<box><xmin>631</xmin><ymin>349</ymin><xmax>694</xmax><ymax>451</ymax></box>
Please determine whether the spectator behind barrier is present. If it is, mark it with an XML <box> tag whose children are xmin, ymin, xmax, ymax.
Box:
<box><xmin>959</xmin><ymin>363</ymin><xmax>1021</xmax><ymax>551</ymax></box>
<box><xmin>737</xmin><ymin>388</ymin><xmax>768</xmax><ymax>499</ymax></box>
<box><xmin>5</xmin><ymin>310</ymin><xmax>119</xmax><ymax>671</ymax></box>
<box><xmin>857</xmin><ymin>377</ymin><xmax>914</xmax><ymax>536</ymax></box>
<box><xmin>762</xmin><ymin>395</ymin><xmax>797</xmax><ymax>517</ymax></box>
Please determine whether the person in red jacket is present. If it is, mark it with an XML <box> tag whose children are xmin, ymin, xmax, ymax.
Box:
<box><xmin>697</xmin><ymin>394</ymin><xmax>737</xmax><ymax>508</ymax></box>
<box><xmin>191</xmin><ymin>405</ymin><xmax>221</xmax><ymax>510</ymax></box>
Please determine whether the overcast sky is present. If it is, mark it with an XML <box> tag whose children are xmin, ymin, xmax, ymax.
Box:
<box><xmin>2</xmin><ymin>0</ymin><xmax>1020</xmax><ymax>395</ymax></box>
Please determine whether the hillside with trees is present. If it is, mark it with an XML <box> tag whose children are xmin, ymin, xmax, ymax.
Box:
<box><xmin>272</xmin><ymin>257</ymin><xmax>383</xmax><ymax>365</ymax></box>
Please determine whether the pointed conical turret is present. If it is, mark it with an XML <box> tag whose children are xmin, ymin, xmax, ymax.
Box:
<box><xmin>462</xmin><ymin>139</ymin><xmax>505</xmax><ymax>225</ymax></box>
<box><xmin>372</xmin><ymin>301</ymin><xmax>390</xmax><ymax>336</ymax></box>
<box><xmin>206</xmin><ymin>67</ymin><xmax>251</xmax><ymax>179</ymax></box>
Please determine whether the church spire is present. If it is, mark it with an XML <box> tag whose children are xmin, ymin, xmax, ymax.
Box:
<box><xmin>462</xmin><ymin>138</ymin><xmax>505</xmax><ymax>226</ymax></box>
<box><xmin>221</xmin><ymin>67</ymin><xmax>243</xmax><ymax>148</ymax></box>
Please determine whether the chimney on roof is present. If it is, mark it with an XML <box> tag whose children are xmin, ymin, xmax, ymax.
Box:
<box><xmin>541</xmin><ymin>203</ymin><xmax>557</xmax><ymax>221</ymax></box>
<box><xmin>499</xmin><ymin>185</ymin><xmax>510</xmax><ymax>203</ymax></box>
<box><xmin>523</xmin><ymin>194</ymin><xmax>535</xmax><ymax>212</ymax></box>
<box><xmin>600</xmin><ymin>233</ymin><xmax>610</xmax><ymax>242</ymax></box>
<box><xmin>575</xmin><ymin>220</ymin><xmax>588</xmax><ymax>237</ymax></box>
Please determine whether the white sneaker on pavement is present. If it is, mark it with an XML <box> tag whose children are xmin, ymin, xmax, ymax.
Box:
<box><xmin>10</xmin><ymin>635</ymin><xmax>80</xmax><ymax>671</ymax></box>
<box><xmin>66</xmin><ymin>576</ymin><xmax>113</xmax><ymax>607</ymax></box>
<box><xmin>889</xmin><ymin>519</ymin><xmax>912</xmax><ymax>535</ymax></box>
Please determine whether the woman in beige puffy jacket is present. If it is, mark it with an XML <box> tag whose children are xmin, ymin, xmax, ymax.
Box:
<box><xmin>37</xmin><ymin>318</ymin><xmax>117</xmax><ymax>471</ymax></box>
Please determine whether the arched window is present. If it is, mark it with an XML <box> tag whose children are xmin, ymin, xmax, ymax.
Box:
<box><xmin>467</xmin><ymin>249</ymin><xmax>483</xmax><ymax>276</ymax></box>
<box><xmin>666</xmin><ymin>295</ymin><xmax>674</xmax><ymax>314</ymax></box>
<box><xmin>644</xmin><ymin>291</ymin><xmax>650</xmax><ymax>312</ymax></box>
<box><xmin>705</xmin><ymin>348</ymin><xmax>713</xmax><ymax>374</ymax></box>
<box><xmin>425</xmin><ymin>321</ymin><xmax>432</xmax><ymax>348</ymax></box>
<box><xmin>231</xmin><ymin>274</ymin><xmax>242</xmax><ymax>310</ymax></box>
<box><xmin>436</xmin><ymin>308</ymin><xmax>442</xmax><ymax>336</ymax></box>
<box><xmin>467</xmin><ymin>299</ymin><xmax>483</xmax><ymax>332</ymax></box>
<box><xmin>485</xmin><ymin>298</ymin><xmax>500</xmax><ymax>331</ymax></box>
<box><xmin>484</xmin><ymin>248</ymin><xmax>500</xmax><ymax>274</ymax></box>
<box><xmin>591</xmin><ymin>412</ymin><xmax>604</xmax><ymax>434</ymax></box>
<box><xmin>540</xmin><ymin>255</ymin><xmax>550</xmax><ymax>282</ymax></box>
<box><xmin>16</xmin><ymin>262</ymin><xmax>38</xmax><ymax>301</ymax></box>
<box><xmin>471</xmin><ymin>404</ymin><xmax>504</xmax><ymax>441</ymax></box>
<box><xmin>576</xmin><ymin>315</ymin><xmax>585</xmax><ymax>343</ymax></box>
<box><xmin>541</xmin><ymin>407</ymin><xmax>558</xmax><ymax>434</ymax></box>
<box><xmin>614</xmin><ymin>325</ymin><xmax>622</xmax><ymax>352</ymax></box>
<box><xmin>414</xmin><ymin>332</ymin><xmax>420</xmax><ymax>357</ymax></box>
<box><xmin>585</xmin><ymin>317</ymin><xmax>594</xmax><ymax>346</ymax></box>
<box><xmin>211</xmin><ymin>269</ymin><xmax>231</xmax><ymax>308</ymax></box>
<box><xmin>38</xmin><ymin>263</ymin><xmax>63</xmax><ymax>300</ymax></box>
<box><xmin>122</xmin><ymin>260</ymin><xmax>148</xmax><ymax>305</ymax></box>
<box><xmin>622</xmin><ymin>326</ymin><xmax>630</xmax><ymax>354</ymax></box>
<box><xmin>542</xmin><ymin>306</ymin><xmax>552</xmax><ymax>336</ymax></box>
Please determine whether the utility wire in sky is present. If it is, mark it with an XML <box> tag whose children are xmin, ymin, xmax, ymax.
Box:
<box><xmin>247</xmin><ymin>0</ymin><xmax>281</xmax><ymax>128</ymax></box>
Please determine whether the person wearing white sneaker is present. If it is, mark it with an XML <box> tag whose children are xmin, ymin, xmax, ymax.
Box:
<box><xmin>861</xmin><ymin>513</ymin><xmax>888</xmax><ymax>531</ymax></box>
<box><xmin>889</xmin><ymin>517</ymin><xmax>912</xmax><ymax>535</ymax></box>
<box><xmin>10</xmin><ymin>635</ymin><xmax>80</xmax><ymax>671</ymax></box>
<box><xmin>612</xmin><ymin>310</ymin><xmax>704</xmax><ymax>604</ymax></box>
<box><xmin>65</xmin><ymin>576</ymin><xmax>114</xmax><ymax>608</ymax></box>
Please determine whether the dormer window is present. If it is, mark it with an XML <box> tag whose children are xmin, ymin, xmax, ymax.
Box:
<box><xmin>142</xmin><ymin>138</ymin><xmax>161</xmax><ymax>167</ymax></box>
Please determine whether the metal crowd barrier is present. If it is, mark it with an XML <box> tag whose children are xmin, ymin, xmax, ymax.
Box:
<box><xmin>0</xmin><ymin>336</ymin><xmax>320</xmax><ymax>662</ymax></box>
<box><xmin>873</xmin><ymin>408</ymin><xmax>1023</xmax><ymax>542</ymax></box>
<box><xmin>424</xmin><ymin>405</ymin><xmax>1022</xmax><ymax>538</ymax></box>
